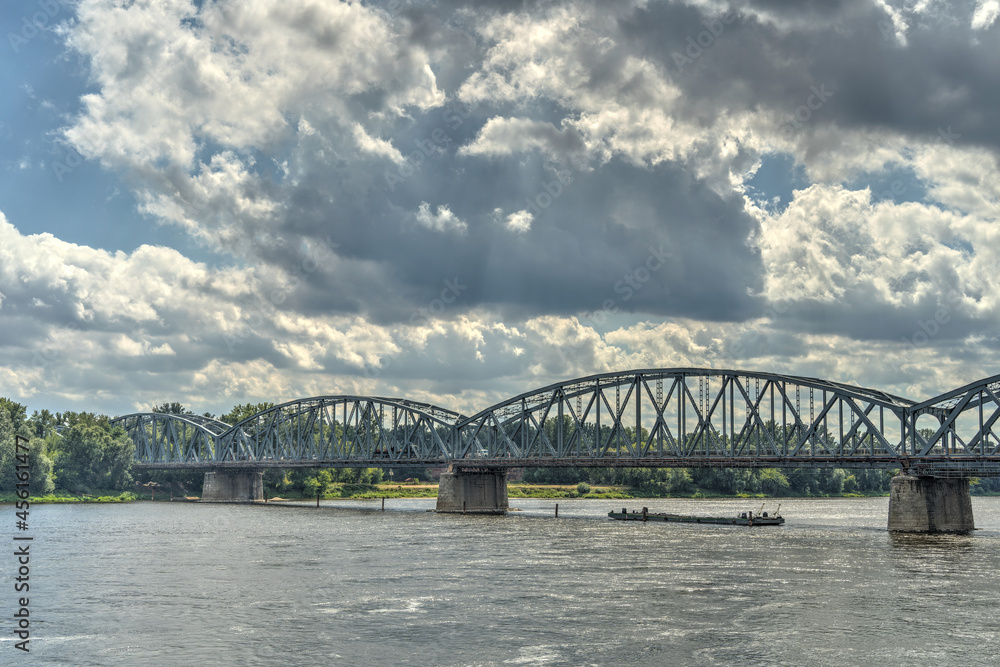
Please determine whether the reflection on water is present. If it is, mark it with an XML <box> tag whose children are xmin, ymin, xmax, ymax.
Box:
<box><xmin>12</xmin><ymin>497</ymin><xmax>1000</xmax><ymax>665</ymax></box>
<box><xmin>888</xmin><ymin>532</ymin><xmax>978</xmax><ymax>549</ymax></box>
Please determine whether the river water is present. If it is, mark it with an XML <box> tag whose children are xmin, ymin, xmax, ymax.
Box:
<box><xmin>6</xmin><ymin>496</ymin><xmax>1000</xmax><ymax>665</ymax></box>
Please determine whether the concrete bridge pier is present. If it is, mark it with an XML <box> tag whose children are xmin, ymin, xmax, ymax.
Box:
<box><xmin>436</xmin><ymin>467</ymin><xmax>508</xmax><ymax>514</ymax></box>
<box><xmin>888</xmin><ymin>475</ymin><xmax>974</xmax><ymax>533</ymax></box>
<box><xmin>201</xmin><ymin>469</ymin><xmax>264</xmax><ymax>503</ymax></box>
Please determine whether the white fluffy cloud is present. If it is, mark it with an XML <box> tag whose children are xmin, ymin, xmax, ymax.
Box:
<box><xmin>972</xmin><ymin>1</ymin><xmax>1000</xmax><ymax>30</ymax></box>
<box><xmin>504</xmin><ymin>210</ymin><xmax>534</xmax><ymax>234</ymax></box>
<box><xmin>415</xmin><ymin>202</ymin><xmax>467</xmax><ymax>233</ymax></box>
<box><xmin>63</xmin><ymin>0</ymin><xmax>444</xmax><ymax>251</ymax></box>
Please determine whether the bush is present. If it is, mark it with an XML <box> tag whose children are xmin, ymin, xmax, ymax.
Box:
<box><xmin>758</xmin><ymin>469</ymin><xmax>791</xmax><ymax>496</ymax></box>
<box><xmin>302</xmin><ymin>476</ymin><xmax>322</xmax><ymax>497</ymax></box>
<box><xmin>576</xmin><ymin>482</ymin><xmax>591</xmax><ymax>495</ymax></box>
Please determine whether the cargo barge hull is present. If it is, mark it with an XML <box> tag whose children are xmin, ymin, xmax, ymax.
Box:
<box><xmin>608</xmin><ymin>508</ymin><xmax>784</xmax><ymax>526</ymax></box>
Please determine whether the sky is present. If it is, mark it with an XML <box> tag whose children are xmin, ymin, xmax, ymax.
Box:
<box><xmin>1</xmin><ymin>0</ymin><xmax>999</xmax><ymax>419</ymax></box>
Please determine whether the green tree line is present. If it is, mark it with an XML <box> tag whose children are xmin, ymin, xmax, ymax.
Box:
<box><xmin>521</xmin><ymin>465</ymin><xmax>901</xmax><ymax>496</ymax></box>
<box><xmin>1</xmin><ymin>399</ymin><xmax>134</xmax><ymax>496</ymax></box>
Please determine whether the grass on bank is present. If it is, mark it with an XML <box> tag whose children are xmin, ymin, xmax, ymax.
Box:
<box><xmin>256</xmin><ymin>482</ymin><xmax>632</xmax><ymax>501</ymax></box>
<box><xmin>0</xmin><ymin>491</ymin><xmax>138</xmax><ymax>503</ymax></box>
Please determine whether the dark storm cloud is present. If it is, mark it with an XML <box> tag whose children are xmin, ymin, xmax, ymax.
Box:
<box><xmin>253</xmin><ymin>0</ymin><xmax>993</xmax><ymax>330</ymax></box>
<box><xmin>197</xmin><ymin>1</ymin><xmax>773</xmax><ymax>325</ymax></box>
<box><xmin>780</xmin><ymin>292</ymin><xmax>984</xmax><ymax>345</ymax></box>
<box><xmin>622</xmin><ymin>0</ymin><xmax>1000</xmax><ymax>151</ymax></box>
<box><xmin>273</xmin><ymin>129</ymin><xmax>763</xmax><ymax>324</ymax></box>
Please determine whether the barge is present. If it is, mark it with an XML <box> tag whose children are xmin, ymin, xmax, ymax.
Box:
<box><xmin>608</xmin><ymin>506</ymin><xmax>784</xmax><ymax>526</ymax></box>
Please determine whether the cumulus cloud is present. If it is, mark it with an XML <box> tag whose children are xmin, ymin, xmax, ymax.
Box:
<box><xmin>460</xmin><ymin>117</ymin><xmax>586</xmax><ymax>158</ymax></box>
<box><xmin>972</xmin><ymin>1</ymin><xmax>1000</xmax><ymax>29</ymax></box>
<box><xmin>504</xmin><ymin>209</ymin><xmax>533</xmax><ymax>233</ymax></box>
<box><xmin>415</xmin><ymin>202</ymin><xmax>467</xmax><ymax>233</ymax></box>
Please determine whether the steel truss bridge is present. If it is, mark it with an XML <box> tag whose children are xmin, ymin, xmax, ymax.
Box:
<box><xmin>111</xmin><ymin>369</ymin><xmax>1000</xmax><ymax>477</ymax></box>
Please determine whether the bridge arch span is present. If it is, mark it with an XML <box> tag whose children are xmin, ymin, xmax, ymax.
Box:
<box><xmin>903</xmin><ymin>373</ymin><xmax>1000</xmax><ymax>471</ymax></box>
<box><xmin>454</xmin><ymin>368</ymin><xmax>916</xmax><ymax>467</ymax></box>
<box><xmin>216</xmin><ymin>395</ymin><xmax>463</xmax><ymax>467</ymax></box>
<box><xmin>112</xmin><ymin>412</ymin><xmax>238</xmax><ymax>465</ymax></box>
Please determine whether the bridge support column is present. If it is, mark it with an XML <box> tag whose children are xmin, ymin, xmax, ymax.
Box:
<box><xmin>888</xmin><ymin>475</ymin><xmax>974</xmax><ymax>533</ymax></box>
<box><xmin>436</xmin><ymin>467</ymin><xmax>508</xmax><ymax>514</ymax></box>
<box><xmin>201</xmin><ymin>469</ymin><xmax>264</xmax><ymax>503</ymax></box>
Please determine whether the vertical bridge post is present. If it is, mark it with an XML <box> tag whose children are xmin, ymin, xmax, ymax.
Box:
<box><xmin>201</xmin><ymin>469</ymin><xmax>265</xmax><ymax>503</ymax></box>
<box><xmin>888</xmin><ymin>475</ymin><xmax>974</xmax><ymax>533</ymax></box>
<box><xmin>436</xmin><ymin>466</ymin><xmax>508</xmax><ymax>514</ymax></box>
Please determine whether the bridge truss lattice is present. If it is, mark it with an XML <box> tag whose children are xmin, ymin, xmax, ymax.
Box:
<box><xmin>111</xmin><ymin>369</ymin><xmax>1000</xmax><ymax>476</ymax></box>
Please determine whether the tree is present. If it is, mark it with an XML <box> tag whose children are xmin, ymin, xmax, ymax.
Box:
<box><xmin>56</xmin><ymin>411</ymin><xmax>108</xmax><ymax>429</ymax></box>
<box><xmin>221</xmin><ymin>402</ymin><xmax>276</xmax><ymax>425</ymax></box>
<box><xmin>665</xmin><ymin>468</ymin><xmax>694</xmax><ymax>494</ymax></box>
<box><xmin>152</xmin><ymin>402</ymin><xmax>192</xmax><ymax>415</ymax></box>
<box><xmin>27</xmin><ymin>437</ymin><xmax>55</xmax><ymax>495</ymax></box>
<box><xmin>757</xmin><ymin>469</ymin><xmax>791</xmax><ymax>496</ymax></box>
<box><xmin>0</xmin><ymin>398</ymin><xmax>32</xmax><ymax>493</ymax></box>
<box><xmin>0</xmin><ymin>398</ymin><xmax>27</xmax><ymax>431</ymax></box>
<box><xmin>49</xmin><ymin>422</ymin><xmax>134</xmax><ymax>493</ymax></box>
<box><xmin>27</xmin><ymin>409</ymin><xmax>59</xmax><ymax>438</ymax></box>
<box><xmin>302</xmin><ymin>476</ymin><xmax>322</xmax><ymax>497</ymax></box>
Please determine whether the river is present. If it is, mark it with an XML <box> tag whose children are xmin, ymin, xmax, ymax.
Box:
<box><xmin>5</xmin><ymin>496</ymin><xmax>1000</xmax><ymax>665</ymax></box>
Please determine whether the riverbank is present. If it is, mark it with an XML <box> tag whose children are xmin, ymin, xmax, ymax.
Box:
<box><xmin>272</xmin><ymin>483</ymin><xmax>892</xmax><ymax>501</ymax></box>
<box><xmin>16</xmin><ymin>483</ymin><xmax>991</xmax><ymax>504</ymax></box>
